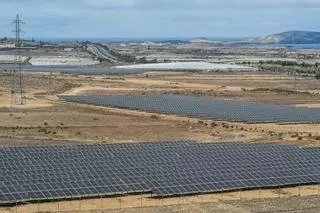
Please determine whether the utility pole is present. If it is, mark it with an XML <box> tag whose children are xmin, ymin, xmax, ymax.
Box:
<box><xmin>48</xmin><ymin>71</ymin><xmax>53</xmax><ymax>95</ymax></box>
<box><xmin>11</xmin><ymin>14</ymin><xmax>26</xmax><ymax>106</ymax></box>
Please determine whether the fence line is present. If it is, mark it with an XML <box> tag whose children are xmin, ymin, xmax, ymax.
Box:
<box><xmin>2</xmin><ymin>184</ymin><xmax>319</xmax><ymax>213</ymax></box>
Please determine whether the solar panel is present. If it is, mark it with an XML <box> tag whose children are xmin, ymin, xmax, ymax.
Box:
<box><xmin>0</xmin><ymin>141</ymin><xmax>319</xmax><ymax>205</ymax></box>
<box><xmin>60</xmin><ymin>95</ymin><xmax>320</xmax><ymax>123</ymax></box>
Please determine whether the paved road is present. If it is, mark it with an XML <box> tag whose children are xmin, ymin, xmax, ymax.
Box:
<box><xmin>87</xmin><ymin>44</ymin><xmax>121</xmax><ymax>63</ymax></box>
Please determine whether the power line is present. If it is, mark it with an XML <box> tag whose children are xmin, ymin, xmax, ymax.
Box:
<box><xmin>11</xmin><ymin>14</ymin><xmax>26</xmax><ymax>106</ymax></box>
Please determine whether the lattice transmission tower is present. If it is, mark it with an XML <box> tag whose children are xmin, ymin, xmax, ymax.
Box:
<box><xmin>11</xmin><ymin>14</ymin><xmax>26</xmax><ymax>106</ymax></box>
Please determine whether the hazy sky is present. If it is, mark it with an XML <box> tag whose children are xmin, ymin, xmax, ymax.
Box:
<box><xmin>0</xmin><ymin>0</ymin><xmax>319</xmax><ymax>39</ymax></box>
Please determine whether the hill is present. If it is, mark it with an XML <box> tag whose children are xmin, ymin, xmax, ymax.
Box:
<box><xmin>246</xmin><ymin>31</ymin><xmax>320</xmax><ymax>44</ymax></box>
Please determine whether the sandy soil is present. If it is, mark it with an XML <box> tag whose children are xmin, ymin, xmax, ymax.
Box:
<box><xmin>0</xmin><ymin>72</ymin><xmax>319</xmax><ymax>146</ymax></box>
<box><xmin>0</xmin><ymin>90</ymin><xmax>53</xmax><ymax>109</ymax></box>
<box><xmin>59</xmin><ymin>72</ymin><xmax>320</xmax><ymax>105</ymax></box>
<box><xmin>0</xmin><ymin>103</ymin><xmax>266</xmax><ymax>146</ymax></box>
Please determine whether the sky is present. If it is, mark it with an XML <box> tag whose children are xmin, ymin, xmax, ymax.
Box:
<box><xmin>0</xmin><ymin>0</ymin><xmax>320</xmax><ymax>39</ymax></box>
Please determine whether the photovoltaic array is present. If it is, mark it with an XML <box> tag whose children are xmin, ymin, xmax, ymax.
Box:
<box><xmin>60</xmin><ymin>95</ymin><xmax>320</xmax><ymax>123</ymax></box>
<box><xmin>0</xmin><ymin>141</ymin><xmax>319</xmax><ymax>205</ymax></box>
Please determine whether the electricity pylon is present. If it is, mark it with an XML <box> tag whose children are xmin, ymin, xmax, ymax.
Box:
<box><xmin>11</xmin><ymin>14</ymin><xmax>26</xmax><ymax>106</ymax></box>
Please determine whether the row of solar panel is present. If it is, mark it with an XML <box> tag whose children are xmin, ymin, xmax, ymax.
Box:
<box><xmin>59</xmin><ymin>95</ymin><xmax>320</xmax><ymax>123</ymax></box>
<box><xmin>2</xmin><ymin>151</ymin><xmax>318</xmax><ymax>180</ymax></box>
<box><xmin>2</xmin><ymin>158</ymin><xmax>318</xmax><ymax>179</ymax></box>
<box><xmin>2</xmin><ymin>149</ymin><xmax>316</xmax><ymax>169</ymax></box>
<box><xmin>0</xmin><ymin>150</ymin><xmax>317</xmax><ymax>169</ymax></box>
<box><xmin>3</xmin><ymin>163</ymin><xmax>318</xmax><ymax>189</ymax></box>
<box><xmin>0</xmin><ymin>142</ymin><xmax>302</xmax><ymax>157</ymax></box>
<box><xmin>1</xmin><ymin>174</ymin><xmax>318</xmax><ymax>202</ymax></box>
<box><xmin>2</xmin><ymin>151</ymin><xmax>314</xmax><ymax>174</ymax></box>
<box><xmin>1</xmin><ymin>141</ymin><xmax>319</xmax><ymax>204</ymax></box>
<box><xmin>3</xmin><ymin>160</ymin><xmax>318</xmax><ymax>185</ymax></box>
<box><xmin>1</xmin><ymin>147</ymin><xmax>306</xmax><ymax>163</ymax></box>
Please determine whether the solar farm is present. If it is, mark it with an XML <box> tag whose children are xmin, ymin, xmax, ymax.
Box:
<box><xmin>1</xmin><ymin>141</ymin><xmax>319</xmax><ymax>205</ymax></box>
<box><xmin>60</xmin><ymin>95</ymin><xmax>320</xmax><ymax>124</ymax></box>
<box><xmin>1</xmin><ymin>55</ymin><xmax>320</xmax><ymax>212</ymax></box>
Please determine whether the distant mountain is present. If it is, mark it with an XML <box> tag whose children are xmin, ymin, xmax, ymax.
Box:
<box><xmin>245</xmin><ymin>31</ymin><xmax>320</xmax><ymax>44</ymax></box>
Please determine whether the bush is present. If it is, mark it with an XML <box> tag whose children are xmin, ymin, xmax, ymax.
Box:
<box><xmin>222</xmin><ymin>124</ymin><xmax>229</xmax><ymax>129</ymax></box>
<box><xmin>211</xmin><ymin>122</ymin><xmax>218</xmax><ymax>128</ymax></box>
<box><xmin>38</xmin><ymin>128</ymin><xmax>50</xmax><ymax>134</ymax></box>
<box><xmin>150</xmin><ymin>115</ymin><xmax>159</xmax><ymax>119</ymax></box>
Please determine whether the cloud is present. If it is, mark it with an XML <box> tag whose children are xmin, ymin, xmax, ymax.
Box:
<box><xmin>0</xmin><ymin>0</ymin><xmax>319</xmax><ymax>38</ymax></box>
<box><xmin>83</xmin><ymin>0</ymin><xmax>136</xmax><ymax>7</ymax></box>
<box><xmin>127</xmin><ymin>0</ymin><xmax>320</xmax><ymax>10</ymax></box>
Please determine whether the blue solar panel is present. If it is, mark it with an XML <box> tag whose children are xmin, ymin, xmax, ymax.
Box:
<box><xmin>0</xmin><ymin>141</ymin><xmax>319</xmax><ymax>204</ymax></box>
<box><xmin>60</xmin><ymin>95</ymin><xmax>320</xmax><ymax>123</ymax></box>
